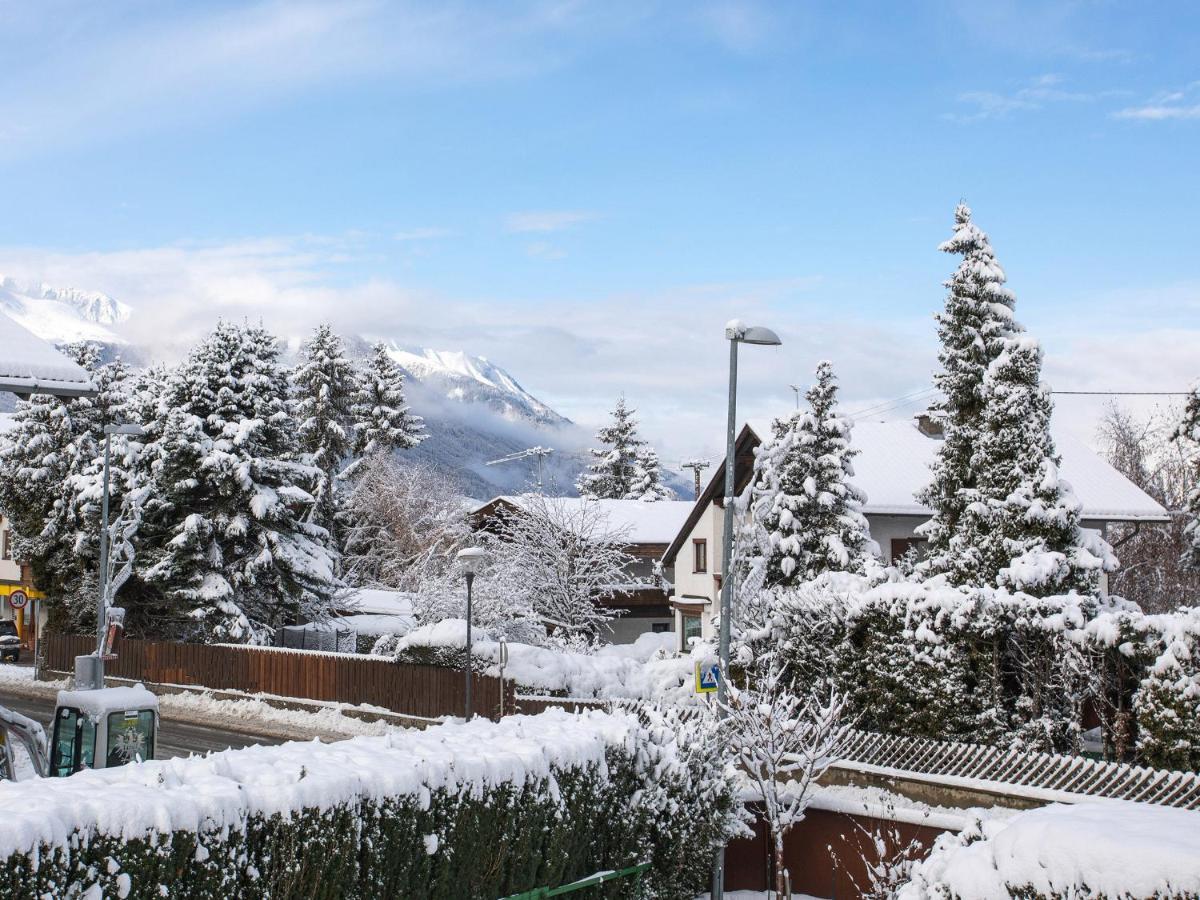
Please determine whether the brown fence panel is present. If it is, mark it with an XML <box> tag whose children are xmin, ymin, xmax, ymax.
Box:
<box><xmin>42</xmin><ymin>634</ymin><xmax>515</xmax><ymax>722</ymax></box>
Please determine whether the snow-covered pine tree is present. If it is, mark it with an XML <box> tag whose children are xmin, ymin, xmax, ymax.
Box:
<box><xmin>1175</xmin><ymin>381</ymin><xmax>1200</xmax><ymax>570</ymax></box>
<box><xmin>577</xmin><ymin>396</ymin><xmax>649</xmax><ymax>499</ymax></box>
<box><xmin>140</xmin><ymin>321</ymin><xmax>338</xmax><ymax>643</ymax></box>
<box><xmin>917</xmin><ymin>204</ymin><xmax>1018</xmax><ymax>585</ymax></box>
<box><xmin>976</xmin><ymin>336</ymin><xmax>1115</xmax><ymax>595</ymax></box>
<box><xmin>291</xmin><ymin>324</ymin><xmax>359</xmax><ymax>531</ymax></box>
<box><xmin>747</xmin><ymin>361</ymin><xmax>878</xmax><ymax>586</ymax></box>
<box><xmin>351</xmin><ymin>341</ymin><xmax>424</xmax><ymax>459</ymax></box>
<box><xmin>625</xmin><ymin>445</ymin><xmax>675</xmax><ymax>502</ymax></box>
<box><xmin>0</xmin><ymin>344</ymin><xmax>134</xmax><ymax>630</ymax></box>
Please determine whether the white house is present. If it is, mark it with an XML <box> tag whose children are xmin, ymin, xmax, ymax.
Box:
<box><xmin>471</xmin><ymin>496</ymin><xmax>694</xmax><ymax>643</ymax></box>
<box><xmin>659</xmin><ymin>416</ymin><xmax>1170</xmax><ymax>650</ymax></box>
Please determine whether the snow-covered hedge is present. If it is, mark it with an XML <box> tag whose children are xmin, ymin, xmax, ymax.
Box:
<box><xmin>760</xmin><ymin>575</ymin><xmax>1200</xmax><ymax>766</ymax></box>
<box><xmin>0</xmin><ymin>709</ymin><xmax>739</xmax><ymax>899</ymax></box>
<box><xmin>896</xmin><ymin>801</ymin><xmax>1200</xmax><ymax>899</ymax></box>
<box><xmin>377</xmin><ymin>621</ymin><xmax>701</xmax><ymax>702</ymax></box>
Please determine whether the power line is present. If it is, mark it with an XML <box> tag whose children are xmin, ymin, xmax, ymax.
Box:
<box><xmin>846</xmin><ymin>387</ymin><xmax>937</xmax><ymax>420</ymax></box>
<box><xmin>1050</xmin><ymin>391</ymin><xmax>1189</xmax><ymax>397</ymax></box>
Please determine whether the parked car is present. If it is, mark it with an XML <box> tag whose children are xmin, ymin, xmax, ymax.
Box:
<box><xmin>0</xmin><ymin>620</ymin><xmax>20</xmax><ymax>662</ymax></box>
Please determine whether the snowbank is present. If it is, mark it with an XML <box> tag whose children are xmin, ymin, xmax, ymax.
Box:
<box><xmin>897</xmin><ymin>801</ymin><xmax>1200</xmax><ymax>899</ymax></box>
<box><xmin>0</xmin><ymin>710</ymin><xmax>628</xmax><ymax>858</ymax></box>
<box><xmin>391</xmin><ymin>621</ymin><xmax>700</xmax><ymax>701</ymax></box>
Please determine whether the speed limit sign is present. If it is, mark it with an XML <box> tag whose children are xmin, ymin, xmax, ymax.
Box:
<box><xmin>8</xmin><ymin>590</ymin><xmax>28</xmax><ymax>610</ymax></box>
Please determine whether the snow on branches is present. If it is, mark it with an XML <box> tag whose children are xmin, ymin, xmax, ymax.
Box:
<box><xmin>576</xmin><ymin>396</ymin><xmax>674</xmax><ymax>501</ymax></box>
<box><xmin>351</xmin><ymin>341</ymin><xmax>424</xmax><ymax>460</ymax></box>
<box><xmin>917</xmin><ymin>204</ymin><xmax>1114</xmax><ymax>594</ymax></box>
<box><xmin>722</xmin><ymin>661</ymin><xmax>851</xmax><ymax>898</ymax></box>
<box><xmin>1174</xmin><ymin>382</ymin><xmax>1200</xmax><ymax>572</ymax></box>
<box><xmin>746</xmin><ymin>360</ymin><xmax>878</xmax><ymax>586</ymax></box>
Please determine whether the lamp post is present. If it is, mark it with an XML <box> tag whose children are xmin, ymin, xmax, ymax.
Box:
<box><xmin>80</xmin><ymin>423</ymin><xmax>145</xmax><ymax>691</ymax></box>
<box><xmin>713</xmin><ymin>321</ymin><xmax>781</xmax><ymax>900</ymax></box>
<box><xmin>456</xmin><ymin>546</ymin><xmax>487</xmax><ymax>719</ymax></box>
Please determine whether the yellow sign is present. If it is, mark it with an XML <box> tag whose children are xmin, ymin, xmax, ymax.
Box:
<box><xmin>694</xmin><ymin>662</ymin><xmax>720</xmax><ymax>694</ymax></box>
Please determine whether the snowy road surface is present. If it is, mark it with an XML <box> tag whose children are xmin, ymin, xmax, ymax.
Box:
<box><xmin>0</xmin><ymin>689</ymin><xmax>284</xmax><ymax>759</ymax></box>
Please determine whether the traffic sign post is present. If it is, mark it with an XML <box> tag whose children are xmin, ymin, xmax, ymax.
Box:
<box><xmin>695</xmin><ymin>661</ymin><xmax>720</xmax><ymax>694</ymax></box>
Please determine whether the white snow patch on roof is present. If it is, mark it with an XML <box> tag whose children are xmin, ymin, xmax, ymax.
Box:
<box><xmin>478</xmin><ymin>496</ymin><xmax>694</xmax><ymax>544</ymax></box>
<box><xmin>338</xmin><ymin>588</ymin><xmax>414</xmax><ymax>617</ymax></box>
<box><xmin>56</xmin><ymin>685</ymin><xmax>159</xmax><ymax>720</ymax></box>
<box><xmin>0</xmin><ymin>312</ymin><xmax>94</xmax><ymax>392</ymax></box>
<box><xmin>746</xmin><ymin>419</ymin><xmax>1167</xmax><ymax>522</ymax></box>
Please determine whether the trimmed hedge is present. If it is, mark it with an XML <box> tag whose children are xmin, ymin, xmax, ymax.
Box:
<box><xmin>757</xmin><ymin>576</ymin><xmax>1200</xmax><ymax>768</ymax></box>
<box><xmin>0</xmin><ymin>709</ymin><xmax>739</xmax><ymax>899</ymax></box>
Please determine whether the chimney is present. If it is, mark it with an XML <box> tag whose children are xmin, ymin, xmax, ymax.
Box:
<box><xmin>914</xmin><ymin>412</ymin><xmax>944</xmax><ymax>438</ymax></box>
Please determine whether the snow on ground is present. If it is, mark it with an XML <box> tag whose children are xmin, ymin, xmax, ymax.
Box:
<box><xmin>896</xmin><ymin>800</ymin><xmax>1200</xmax><ymax>899</ymax></box>
<box><xmin>394</xmin><ymin>622</ymin><xmax>701</xmax><ymax>701</ymax></box>
<box><xmin>0</xmin><ymin>664</ymin><xmax>406</xmax><ymax>740</ymax></box>
<box><xmin>0</xmin><ymin>709</ymin><xmax>634</xmax><ymax>859</ymax></box>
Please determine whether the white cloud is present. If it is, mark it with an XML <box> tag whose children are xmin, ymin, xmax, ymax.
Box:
<box><xmin>1112</xmin><ymin>81</ymin><xmax>1200</xmax><ymax>121</ymax></box>
<box><xmin>947</xmin><ymin>74</ymin><xmax>1126</xmax><ymax>122</ymax></box>
<box><xmin>0</xmin><ymin>1</ymin><xmax>601</xmax><ymax>158</ymax></box>
<box><xmin>394</xmin><ymin>228</ymin><xmax>454</xmax><ymax>242</ymax></box>
<box><xmin>504</xmin><ymin>210</ymin><xmax>596</xmax><ymax>233</ymax></box>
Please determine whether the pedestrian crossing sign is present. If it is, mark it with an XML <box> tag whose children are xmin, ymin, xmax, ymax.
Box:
<box><xmin>695</xmin><ymin>662</ymin><xmax>720</xmax><ymax>693</ymax></box>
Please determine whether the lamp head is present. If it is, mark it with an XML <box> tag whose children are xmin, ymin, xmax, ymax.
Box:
<box><xmin>104</xmin><ymin>423</ymin><xmax>146</xmax><ymax>437</ymax></box>
<box><xmin>456</xmin><ymin>546</ymin><xmax>487</xmax><ymax>575</ymax></box>
<box><xmin>724</xmin><ymin>320</ymin><xmax>782</xmax><ymax>346</ymax></box>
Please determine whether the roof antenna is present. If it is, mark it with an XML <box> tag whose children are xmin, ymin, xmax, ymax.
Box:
<box><xmin>680</xmin><ymin>459</ymin><xmax>711</xmax><ymax>500</ymax></box>
<box><xmin>486</xmin><ymin>446</ymin><xmax>555</xmax><ymax>492</ymax></box>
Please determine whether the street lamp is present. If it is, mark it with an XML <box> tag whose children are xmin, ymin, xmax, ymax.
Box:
<box><xmin>79</xmin><ymin>423</ymin><xmax>145</xmax><ymax>691</ymax></box>
<box><xmin>456</xmin><ymin>546</ymin><xmax>487</xmax><ymax>719</ymax></box>
<box><xmin>714</xmin><ymin>320</ymin><xmax>781</xmax><ymax>900</ymax></box>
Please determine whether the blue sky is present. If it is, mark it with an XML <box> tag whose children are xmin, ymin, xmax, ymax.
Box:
<box><xmin>0</xmin><ymin>1</ymin><xmax>1195</xmax><ymax>459</ymax></box>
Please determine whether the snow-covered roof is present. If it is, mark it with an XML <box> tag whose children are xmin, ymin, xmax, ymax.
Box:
<box><xmin>476</xmin><ymin>496</ymin><xmax>695</xmax><ymax>544</ymax></box>
<box><xmin>337</xmin><ymin>588</ymin><xmax>414</xmax><ymax>617</ymax></box>
<box><xmin>0</xmin><ymin>312</ymin><xmax>95</xmax><ymax>397</ymax></box>
<box><xmin>746</xmin><ymin>418</ymin><xmax>1168</xmax><ymax>522</ymax></box>
<box><xmin>55</xmin><ymin>685</ymin><xmax>159</xmax><ymax>719</ymax></box>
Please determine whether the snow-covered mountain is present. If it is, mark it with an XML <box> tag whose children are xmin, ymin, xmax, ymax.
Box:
<box><xmin>0</xmin><ymin>277</ymin><xmax>131</xmax><ymax>344</ymax></box>
<box><xmin>385</xmin><ymin>347</ymin><xmax>569</xmax><ymax>428</ymax></box>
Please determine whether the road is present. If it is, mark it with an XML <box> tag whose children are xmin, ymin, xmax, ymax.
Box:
<box><xmin>0</xmin><ymin>689</ymin><xmax>285</xmax><ymax>759</ymax></box>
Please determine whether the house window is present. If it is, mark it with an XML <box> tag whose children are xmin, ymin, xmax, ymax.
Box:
<box><xmin>651</xmin><ymin>622</ymin><xmax>671</xmax><ymax>634</ymax></box>
<box><xmin>890</xmin><ymin>538</ymin><xmax>928</xmax><ymax>564</ymax></box>
<box><xmin>692</xmin><ymin>539</ymin><xmax>707</xmax><ymax>574</ymax></box>
<box><xmin>0</xmin><ymin>530</ymin><xmax>10</xmax><ymax>561</ymax></box>
<box><xmin>681</xmin><ymin>614</ymin><xmax>703</xmax><ymax>648</ymax></box>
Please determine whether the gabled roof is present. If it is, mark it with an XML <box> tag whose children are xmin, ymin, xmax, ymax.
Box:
<box><xmin>473</xmin><ymin>495</ymin><xmax>694</xmax><ymax>545</ymax></box>
<box><xmin>0</xmin><ymin>312</ymin><xmax>95</xmax><ymax>397</ymax></box>
<box><xmin>662</xmin><ymin>418</ymin><xmax>1170</xmax><ymax>565</ymax></box>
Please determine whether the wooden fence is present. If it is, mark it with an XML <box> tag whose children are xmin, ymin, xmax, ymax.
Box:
<box><xmin>44</xmin><ymin>635</ymin><xmax>513</xmax><ymax>722</ymax></box>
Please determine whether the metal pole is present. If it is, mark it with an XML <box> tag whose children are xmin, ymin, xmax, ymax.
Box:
<box><xmin>95</xmin><ymin>431</ymin><xmax>113</xmax><ymax>682</ymax></box>
<box><xmin>465</xmin><ymin>571</ymin><xmax>474</xmax><ymax>720</ymax></box>
<box><xmin>712</xmin><ymin>336</ymin><xmax>739</xmax><ymax>900</ymax></box>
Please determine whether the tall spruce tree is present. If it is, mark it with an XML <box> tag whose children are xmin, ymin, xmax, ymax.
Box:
<box><xmin>351</xmin><ymin>342</ymin><xmax>425</xmax><ymax>459</ymax></box>
<box><xmin>747</xmin><ymin>361</ymin><xmax>877</xmax><ymax>585</ymax></box>
<box><xmin>978</xmin><ymin>337</ymin><xmax>1115</xmax><ymax>594</ymax></box>
<box><xmin>292</xmin><ymin>324</ymin><xmax>359</xmax><ymax>530</ymax></box>
<box><xmin>918</xmin><ymin>204</ymin><xmax>1115</xmax><ymax>592</ymax></box>
<box><xmin>139</xmin><ymin>321</ymin><xmax>338</xmax><ymax>643</ymax></box>
<box><xmin>576</xmin><ymin>396</ymin><xmax>647</xmax><ymax>499</ymax></box>
<box><xmin>917</xmin><ymin>203</ymin><xmax>1018</xmax><ymax>585</ymax></box>
<box><xmin>1175</xmin><ymin>382</ymin><xmax>1200</xmax><ymax>570</ymax></box>
<box><xmin>627</xmin><ymin>446</ymin><xmax>675</xmax><ymax>502</ymax></box>
<box><xmin>0</xmin><ymin>344</ymin><xmax>134</xmax><ymax>630</ymax></box>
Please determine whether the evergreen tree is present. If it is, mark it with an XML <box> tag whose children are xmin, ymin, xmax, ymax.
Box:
<box><xmin>292</xmin><ymin>324</ymin><xmax>359</xmax><ymax>530</ymax></box>
<box><xmin>577</xmin><ymin>396</ymin><xmax>653</xmax><ymax>500</ymax></box>
<box><xmin>1175</xmin><ymin>382</ymin><xmax>1200</xmax><ymax>570</ymax></box>
<box><xmin>917</xmin><ymin>204</ymin><xmax>1115</xmax><ymax>592</ymax></box>
<box><xmin>351</xmin><ymin>342</ymin><xmax>424</xmax><ymax>459</ymax></box>
<box><xmin>917</xmin><ymin>203</ymin><xmax>1017</xmax><ymax>584</ymax></box>
<box><xmin>626</xmin><ymin>446</ymin><xmax>675</xmax><ymax>502</ymax></box>
<box><xmin>976</xmin><ymin>337</ymin><xmax>1115</xmax><ymax>595</ymax></box>
<box><xmin>0</xmin><ymin>344</ymin><xmax>134</xmax><ymax>630</ymax></box>
<box><xmin>139</xmin><ymin>321</ymin><xmax>338</xmax><ymax>643</ymax></box>
<box><xmin>747</xmin><ymin>361</ymin><xmax>877</xmax><ymax>586</ymax></box>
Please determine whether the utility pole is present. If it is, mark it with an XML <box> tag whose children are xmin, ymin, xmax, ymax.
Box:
<box><xmin>680</xmin><ymin>459</ymin><xmax>711</xmax><ymax>499</ymax></box>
